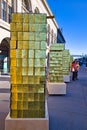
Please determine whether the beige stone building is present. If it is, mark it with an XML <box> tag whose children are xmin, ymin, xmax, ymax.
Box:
<box><xmin>0</xmin><ymin>0</ymin><xmax>65</xmax><ymax>74</ymax></box>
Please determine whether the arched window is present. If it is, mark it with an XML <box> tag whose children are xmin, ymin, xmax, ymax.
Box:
<box><xmin>22</xmin><ymin>0</ymin><xmax>32</xmax><ymax>12</ymax></box>
<box><xmin>34</xmin><ymin>7</ymin><xmax>40</xmax><ymax>13</ymax></box>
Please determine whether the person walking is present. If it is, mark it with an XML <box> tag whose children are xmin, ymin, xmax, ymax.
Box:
<box><xmin>71</xmin><ymin>61</ymin><xmax>77</xmax><ymax>80</ymax></box>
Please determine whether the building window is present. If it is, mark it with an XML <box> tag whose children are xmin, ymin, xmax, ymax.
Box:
<box><xmin>47</xmin><ymin>24</ymin><xmax>50</xmax><ymax>46</ymax></box>
<box><xmin>1</xmin><ymin>0</ymin><xmax>7</xmax><ymax>22</ymax></box>
<box><xmin>34</xmin><ymin>7</ymin><xmax>40</xmax><ymax>13</ymax></box>
<box><xmin>8</xmin><ymin>5</ymin><xmax>12</xmax><ymax>23</ymax></box>
<box><xmin>22</xmin><ymin>0</ymin><xmax>32</xmax><ymax>13</ymax></box>
<box><xmin>51</xmin><ymin>29</ymin><xmax>54</xmax><ymax>44</ymax></box>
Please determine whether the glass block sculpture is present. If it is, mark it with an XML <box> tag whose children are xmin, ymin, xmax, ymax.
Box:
<box><xmin>10</xmin><ymin>13</ymin><xmax>47</xmax><ymax>118</ymax></box>
<box><xmin>49</xmin><ymin>44</ymin><xmax>64</xmax><ymax>83</ymax></box>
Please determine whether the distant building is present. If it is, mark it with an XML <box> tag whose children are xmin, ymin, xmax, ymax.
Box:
<box><xmin>0</xmin><ymin>0</ymin><xmax>65</xmax><ymax>74</ymax></box>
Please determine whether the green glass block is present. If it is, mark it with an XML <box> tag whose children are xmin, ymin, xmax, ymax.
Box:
<box><xmin>38</xmin><ymin>86</ymin><xmax>44</xmax><ymax>93</ymax></box>
<box><xmin>28</xmin><ymin>50</ymin><xmax>34</xmax><ymax>58</ymax></box>
<box><xmin>34</xmin><ymin>102</ymin><xmax>40</xmax><ymax>110</ymax></box>
<box><xmin>33</xmin><ymin>110</ymin><xmax>39</xmax><ymax>118</ymax></box>
<box><xmin>40</xmin><ymin>33</ymin><xmax>46</xmax><ymax>41</ymax></box>
<box><xmin>29</xmin><ymin>42</ymin><xmax>35</xmax><ymax>50</ymax></box>
<box><xmin>34</xmin><ymin>41</ymin><xmax>40</xmax><ymax>49</ymax></box>
<box><xmin>41</xmin><ymin>24</ymin><xmax>47</xmax><ymax>32</ymax></box>
<box><xmin>29</xmin><ymin>24</ymin><xmax>35</xmax><ymax>32</ymax></box>
<box><xmin>23</xmin><ymin>110</ymin><xmax>29</xmax><ymax>118</ymax></box>
<box><xmin>40</xmin><ymin>59</ymin><xmax>46</xmax><ymax>67</ymax></box>
<box><xmin>41</xmin><ymin>50</ymin><xmax>46</xmax><ymax>58</ymax></box>
<box><xmin>16</xmin><ymin>23</ymin><xmax>23</xmax><ymax>31</ymax></box>
<box><xmin>39</xmin><ymin>110</ymin><xmax>45</xmax><ymax>118</ymax></box>
<box><xmin>22</xmin><ymin>67</ymin><xmax>28</xmax><ymax>75</ymax></box>
<box><xmin>35</xmin><ymin>50</ymin><xmax>41</xmax><ymax>58</ymax></box>
<box><xmin>28</xmin><ymin>93</ymin><xmax>34</xmax><ymax>101</ymax></box>
<box><xmin>39</xmin><ymin>101</ymin><xmax>45</xmax><ymax>110</ymax></box>
<box><xmin>17</xmin><ymin>101</ymin><xmax>23</xmax><ymax>110</ymax></box>
<box><xmin>22</xmin><ymin>50</ymin><xmax>28</xmax><ymax>58</ymax></box>
<box><xmin>18</xmin><ymin>93</ymin><xmax>23</xmax><ymax>100</ymax></box>
<box><xmin>10</xmin><ymin>40</ymin><xmax>16</xmax><ymax>49</ymax></box>
<box><xmin>34</xmin><ymin>94</ymin><xmax>39</xmax><ymax>101</ymax></box>
<box><xmin>23</xmin><ymin>76</ymin><xmax>29</xmax><ymax>84</ymax></box>
<box><xmin>34</xmin><ymin>76</ymin><xmax>40</xmax><ymax>84</ymax></box>
<box><xmin>23</xmin><ymin>23</ymin><xmax>29</xmax><ymax>31</ymax></box>
<box><xmin>18</xmin><ymin>41</ymin><xmax>23</xmax><ymax>49</ymax></box>
<box><xmin>41</xmin><ymin>41</ymin><xmax>46</xmax><ymax>49</ymax></box>
<box><xmin>17</xmin><ymin>110</ymin><xmax>23</xmax><ymax>118</ymax></box>
<box><xmin>22</xmin><ymin>59</ymin><xmax>28</xmax><ymax>67</ymax></box>
<box><xmin>11</xmin><ymin>32</ymin><xmax>17</xmax><ymax>40</ymax></box>
<box><xmin>23</xmin><ymin>32</ymin><xmax>29</xmax><ymax>40</ymax></box>
<box><xmin>23</xmin><ymin>93</ymin><xmax>28</xmax><ymax>100</ymax></box>
<box><xmin>28</xmin><ymin>59</ymin><xmax>34</xmax><ymax>67</ymax></box>
<box><xmin>34</xmin><ymin>59</ymin><xmax>40</xmax><ymax>67</ymax></box>
<box><xmin>23</xmin><ymin>14</ymin><xmax>29</xmax><ymax>22</ymax></box>
<box><xmin>10</xmin><ymin>110</ymin><xmax>17</xmax><ymax>118</ymax></box>
<box><xmin>29</xmin><ymin>32</ymin><xmax>35</xmax><ymax>41</ymax></box>
<box><xmin>18</xmin><ymin>32</ymin><xmax>23</xmax><ymax>40</ymax></box>
<box><xmin>35</xmin><ymin>14</ymin><xmax>46</xmax><ymax>24</ymax></box>
<box><xmin>35</xmin><ymin>32</ymin><xmax>40</xmax><ymax>41</ymax></box>
<box><xmin>10</xmin><ymin>58</ymin><xmax>16</xmax><ymax>67</ymax></box>
<box><xmin>29</xmin><ymin>14</ymin><xmax>35</xmax><ymax>23</ymax></box>
<box><xmin>28</xmin><ymin>85</ymin><xmax>34</xmax><ymax>93</ymax></box>
<box><xmin>28</xmin><ymin>102</ymin><xmax>34</xmax><ymax>110</ymax></box>
<box><xmin>23</xmin><ymin>41</ymin><xmax>29</xmax><ymax>49</ymax></box>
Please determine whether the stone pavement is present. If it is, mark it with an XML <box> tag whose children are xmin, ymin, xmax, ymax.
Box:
<box><xmin>0</xmin><ymin>67</ymin><xmax>87</xmax><ymax>130</ymax></box>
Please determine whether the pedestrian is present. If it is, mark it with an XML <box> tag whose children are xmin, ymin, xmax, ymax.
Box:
<box><xmin>75</xmin><ymin>61</ymin><xmax>80</xmax><ymax>80</ymax></box>
<box><xmin>71</xmin><ymin>61</ymin><xmax>77</xmax><ymax>80</ymax></box>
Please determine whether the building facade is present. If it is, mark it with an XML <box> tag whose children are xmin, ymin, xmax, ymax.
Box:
<box><xmin>0</xmin><ymin>0</ymin><xmax>65</xmax><ymax>74</ymax></box>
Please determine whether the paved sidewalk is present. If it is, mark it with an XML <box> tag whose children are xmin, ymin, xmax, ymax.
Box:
<box><xmin>0</xmin><ymin>67</ymin><xmax>87</xmax><ymax>130</ymax></box>
<box><xmin>48</xmin><ymin>67</ymin><xmax>87</xmax><ymax>130</ymax></box>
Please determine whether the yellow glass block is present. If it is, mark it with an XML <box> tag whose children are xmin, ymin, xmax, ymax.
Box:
<box><xmin>28</xmin><ymin>76</ymin><xmax>34</xmax><ymax>84</ymax></box>
<box><xmin>12</xmin><ymin>13</ymin><xmax>23</xmax><ymax>22</ymax></box>
<box><xmin>23</xmin><ymin>41</ymin><xmax>29</xmax><ymax>49</ymax></box>
<box><xmin>22</xmin><ymin>59</ymin><xmax>28</xmax><ymax>67</ymax></box>
<box><xmin>11</xmin><ymin>32</ymin><xmax>17</xmax><ymax>40</ymax></box>
<box><xmin>10</xmin><ymin>67</ymin><xmax>16</xmax><ymax>75</ymax></box>
<box><xmin>18</xmin><ymin>41</ymin><xmax>23</xmax><ymax>49</ymax></box>
<box><xmin>10</xmin><ymin>41</ymin><xmax>16</xmax><ymax>49</ymax></box>
<box><xmin>29</xmin><ymin>24</ymin><xmax>35</xmax><ymax>32</ymax></box>
<box><xmin>34</xmin><ymin>77</ymin><xmax>40</xmax><ymax>84</ymax></box>
<box><xmin>23</xmin><ymin>76</ymin><xmax>29</xmax><ymax>84</ymax></box>
<box><xmin>16</xmin><ymin>50</ymin><xmax>22</xmax><ymax>58</ymax></box>
<box><xmin>16</xmin><ymin>58</ymin><xmax>22</xmax><ymax>67</ymax></box>
<box><xmin>11</xmin><ymin>84</ymin><xmax>17</xmax><ymax>93</ymax></box>
<box><xmin>10</xmin><ymin>75</ymin><xmax>16</xmax><ymax>84</ymax></box>
<box><xmin>23</xmin><ymin>14</ymin><xmax>29</xmax><ymax>22</ymax></box>
<box><xmin>28</xmin><ymin>67</ymin><xmax>33</xmax><ymax>76</ymax></box>
<box><xmin>17</xmin><ymin>101</ymin><xmax>23</xmax><ymax>110</ymax></box>
<box><xmin>11</xmin><ymin>93</ymin><xmax>18</xmax><ymax>101</ymax></box>
<box><xmin>10</xmin><ymin>59</ymin><xmax>16</xmax><ymax>67</ymax></box>
<box><xmin>10</xmin><ymin>50</ymin><xmax>16</xmax><ymax>58</ymax></box>
<box><xmin>16</xmin><ymin>67</ymin><xmax>22</xmax><ymax>76</ymax></box>
<box><xmin>23</xmin><ymin>32</ymin><xmax>29</xmax><ymax>40</ymax></box>
<box><xmin>10</xmin><ymin>110</ymin><xmax>17</xmax><ymax>118</ymax></box>
<box><xmin>23</xmin><ymin>23</ymin><xmax>29</xmax><ymax>31</ymax></box>
<box><xmin>28</xmin><ymin>50</ymin><xmax>34</xmax><ymax>58</ymax></box>
<box><xmin>16</xmin><ymin>75</ymin><xmax>22</xmax><ymax>84</ymax></box>
<box><xmin>10</xmin><ymin>101</ymin><xmax>17</xmax><ymax>109</ymax></box>
<box><xmin>35</xmin><ymin>68</ymin><xmax>40</xmax><ymax>76</ymax></box>
<box><xmin>22</xmin><ymin>67</ymin><xmax>28</xmax><ymax>75</ymax></box>
<box><xmin>18</xmin><ymin>32</ymin><xmax>23</xmax><ymax>40</ymax></box>
<box><xmin>23</xmin><ymin>101</ymin><xmax>28</xmax><ymax>109</ymax></box>
<box><xmin>16</xmin><ymin>23</ymin><xmax>23</xmax><ymax>31</ymax></box>
<box><xmin>28</xmin><ymin>59</ymin><xmax>34</xmax><ymax>67</ymax></box>
<box><xmin>10</xmin><ymin>23</ymin><xmax>16</xmax><ymax>31</ymax></box>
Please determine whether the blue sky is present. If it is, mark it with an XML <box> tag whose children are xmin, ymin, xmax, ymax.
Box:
<box><xmin>46</xmin><ymin>0</ymin><xmax>87</xmax><ymax>55</ymax></box>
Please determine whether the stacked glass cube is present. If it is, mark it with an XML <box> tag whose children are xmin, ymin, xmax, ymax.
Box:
<box><xmin>10</xmin><ymin>13</ymin><xmax>47</xmax><ymax>118</ymax></box>
<box><xmin>62</xmin><ymin>50</ymin><xmax>70</xmax><ymax>75</ymax></box>
<box><xmin>49</xmin><ymin>44</ymin><xmax>64</xmax><ymax>82</ymax></box>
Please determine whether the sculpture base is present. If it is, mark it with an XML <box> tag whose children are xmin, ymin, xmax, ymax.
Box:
<box><xmin>63</xmin><ymin>75</ymin><xmax>70</xmax><ymax>82</ymax></box>
<box><xmin>47</xmin><ymin>82</ymin><xmax>66</xmax><ymax>95</ymax></box>
<box><xmin>5</xmin><ymin>102</ymin><xmax>49</xmax><ymax>130</ymax></box>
